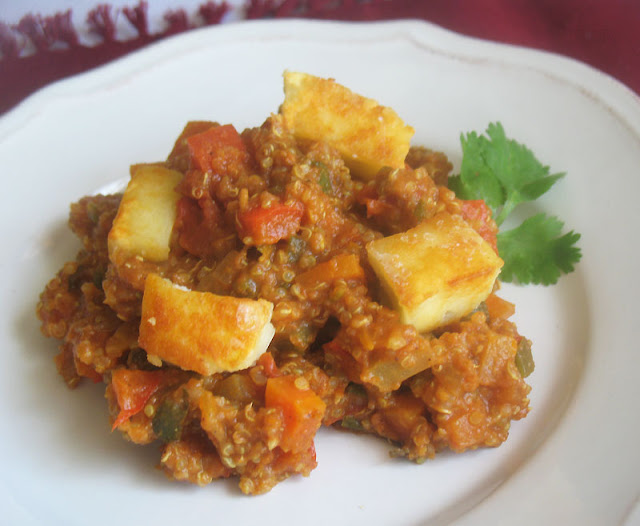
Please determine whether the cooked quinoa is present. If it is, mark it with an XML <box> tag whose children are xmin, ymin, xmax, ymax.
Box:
<box><xmin>36</xmin><ymin>111</ymin><xmax>531</xmax><ymax>495</ymax></box>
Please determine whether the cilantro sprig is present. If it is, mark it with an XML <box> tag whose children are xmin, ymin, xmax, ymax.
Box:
<box><xmin>449</xmin><ymin>122</ymin><xmax>582</xmax><ymax>285</ymax></box>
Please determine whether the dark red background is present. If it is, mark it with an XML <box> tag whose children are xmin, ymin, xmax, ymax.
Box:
<box><xmin>1</xmin><ymin>0</ymin><xmax>639</xmax><ymax>115</ymax></box>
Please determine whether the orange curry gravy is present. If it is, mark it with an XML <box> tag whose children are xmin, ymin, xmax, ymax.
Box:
<box><xmin>36</xmin><ymin>114</ymin><xmax>531</xmax><ymax>495</ymax></box>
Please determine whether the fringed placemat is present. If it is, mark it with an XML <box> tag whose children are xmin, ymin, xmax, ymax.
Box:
<box><xmin>1</xmin><ymin>0</ymin><xmax>638</xmax><ymax>114</ymax></box>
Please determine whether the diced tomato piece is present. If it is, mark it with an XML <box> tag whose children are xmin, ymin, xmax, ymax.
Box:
<box><xmin>186</xmin><ymin>124</ymin><xmax>248</xmax><ymax>175</ymax></box>
<box><xmin>460</xmin><ymin>199</ymin><xmax>498</xmax><ymax>253</ymax></box>
<box><xmin>295</xmin><ymin>253</ymin><xmax>365</xmax><ymax>288</ymax></box>
<box><xmin>111</xmin><ymin>369</ymin><xmax>164</xmax><ymax>430</ymax></box>
<box><xmin>237</xmin><ymin>201</ymin><xmax>304</xmax><ymax>245</ymax></box>
<box><xmin>75</xmin><ymin>361</ymin><xmax>103</xmax><ymax>384</ymax></box>
<box><xmin>175</xmin><ymin>196</ymin><xmax>225</xmax><ymax>259</ymax></box>
<box><xmin>257</xmin><ymin>352</ymin><xmax>281</xmax><ymax>378</ymax></box>
<box><xmin>355</xmin><ymin>185</ymin><xmax>393</xmax><ymax>218</ymax></box>
<box><xmin>373</xmin><ymin>392</ymin><xmax>427</xmax><ymax>443</ymax></box>
<box><xmin>484</xmin><ymin>293</ymin><xmax>516</xmax><ymax>320</ymax></box>
<box><xmin>322</xmin><ymin>339</ymin><xmax>361</xmax><ymax>385</ymax></box>
<box><xmin>364</xmin><ymin>198</ymin><xmax>395</xmax><ymax>218</ymax></box>
<box><xmin>265</xmin><ymin>375</ymin><xmax>326</xmax><ymax>452</ymax></box>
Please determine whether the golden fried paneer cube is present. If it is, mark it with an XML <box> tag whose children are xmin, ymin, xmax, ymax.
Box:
<box><xmin>139</xmin><ymin>274</ymin><xmax>275</xmax><ymax>376</ymax></box>
<box><xmin>281</xmin><ymin>71</ymin><xmax>414</xmax><ymax>180</ymax></box>
<box><xmin>108</xmin><ymin>164</ymin><xmax>182</xmax><ymax>264</ymax></box>
<box><xmin>366</xmin><ymin>212</ymin><xmax>503</xmax><ymax>333</ymax></box>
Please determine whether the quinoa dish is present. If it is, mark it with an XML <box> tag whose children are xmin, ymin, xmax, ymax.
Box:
<box><xmin>36</xmin><ymin>72</ymin><xmax>533</xmax><ymax>495</ymax></box>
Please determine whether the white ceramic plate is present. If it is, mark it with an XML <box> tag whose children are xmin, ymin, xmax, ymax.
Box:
<box><xmin>1</xmin><ymin>19</ymin><xmax>638</xmax><ymax>526</ymax></box>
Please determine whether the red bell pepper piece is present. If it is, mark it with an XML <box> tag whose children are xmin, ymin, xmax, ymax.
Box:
<box><xmin>237</xmin><ymin>201</ymin><xmax>304</xmax><ymax>245</ymax></box>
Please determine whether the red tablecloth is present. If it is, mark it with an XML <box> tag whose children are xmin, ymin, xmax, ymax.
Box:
<box><xmin>1</xmin><ymin>0</ymin><xmax>639</xmax><ymax>115</ymax></box>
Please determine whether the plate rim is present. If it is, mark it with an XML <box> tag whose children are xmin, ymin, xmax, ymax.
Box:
<box><xmin>2</xmin><ymin>18</ymin><xmax>640</xmax><ymax>140</ymax></box>
<box><xmin>1</xmin><ymin>18</ymin><xmax>639</xmax><ymax>526</ymax></box>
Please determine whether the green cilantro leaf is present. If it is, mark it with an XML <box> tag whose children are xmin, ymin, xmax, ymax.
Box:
<box><xmin>452</xmin><ymin>122</ymin><xmax>565</xmax><ymax>225</ymax></box>
<box><xmin>451</xmin><ymin>122</ymin><xmax>582</xmax><ymax>285</ymax></box>
<box><xmin>497</xmin><ymin>214</ymin><xmax>582</xmax><ymax>285</ymax></box>
<box><xmin>449</xmin><ymin>131</ymin><xmax>505</xmax><ymax>209</ymax></box>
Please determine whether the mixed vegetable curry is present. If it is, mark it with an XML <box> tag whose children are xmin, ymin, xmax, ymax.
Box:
<box><xmin>36</xmin><ymin>72</ymin><xmax>533</xmax><ymax>495</ymax></box>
